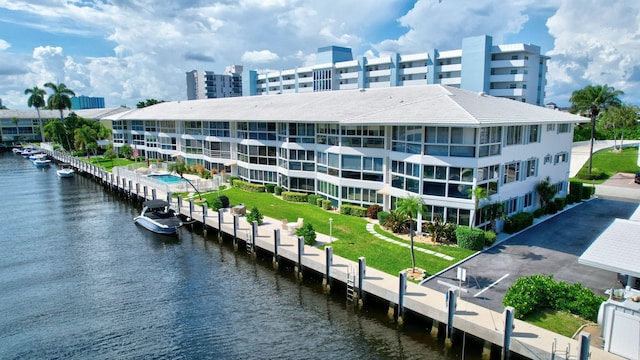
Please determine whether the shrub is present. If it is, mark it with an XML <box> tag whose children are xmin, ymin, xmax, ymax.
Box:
<box><xmin>576</xmin><ymin>168</ymin><xmax>604</xmax><ymax>180</ymax></box>
<box><xmin>503</xmin><ymin>212</ymin><xmax>534</xmax><ymax>234</ymax></box>
<box><xmin>209</xmin><ymin>197</ymin><xmax>223</xmax><ymax>211</ymax></box>
<box><xmin>545</xmin><ymin>202</ymin><xmax>558</xmax><ymax>214</ymax></box>
<box><xmin>340</xmin><ymin>204</ymin><xmax>367</xmax><ymax>217</ymax></box>
<box><xmin>316</xmin><ymin>198</ymin><xmax>323</xmax><ymax>207</ymax></box>
<box><xmin>569</xmin><ymin>181</ymin><xmax>583</xmax><ymax>203</ymax></box>
<box><xmin>377</xmin><ymin>211</ymin><xmax>390</xmax><ymax>226</ymax></box>
<box><xmin>503</xmin><ymin>274</ymin><xmax>605</xmax><ymax>321</ymax></box>
<box><xmin>484</xmin><ymin>231</ymin><xmax>497</xmax><ymax>247</ymax></box>
<box><xmin>308</xmin><ymin>194</ymin><xmax>319</xmax><ymax>205</ymax></box>
<box><xmin>265</xmin><ymin>183</ymin><xmax>276</xmax><ymax>193</ymax></box>
<box><xmin>245</xmin><ymin>206</ymin><xmax>264</xmax><ymax>225</ymax></box>
<box><xmin>321</xmin><ymin>200</ymin><xmax>332</xmax><ymax>210</ymax></box>
<box><xmin>423</xmin><ymin>217</ymin><xmax>455</xmax><ymax>243</ymax></box>
<box><xmin>533</xmin><ymin>207</ymin><xmax>545</xmax><ymax>218</ymax></box>
<box><xmin>582</xmin><ymin>186</ymin><xmax>594</xmax><ymax>200</ymax></box>
<box><xmin>443</xmin><ymin>222</ymin><xmax>458</xmax><ymax>243</ymax></box>
<box><xmin>274</xmin><ymin>186</ymin><xmax>282</xmax><ymax>196</ymax></box>
<box><xmin>455</xmin><ymin>226</ymin><xmax>485</xmax><ymax>250</ymax></box>
<box><xmin>282</xmin><ymin>191</ymin><xmax>308</xmax><ymax>203</ymax></box>
<box><xmin>228</xmin><ymin>176</ymin><xmax>240</xmax><ymax>186</ymax></box>
<box><xmin>234</xmin><ymin>180</ymin><xmax>265</xmax><ymax>193</ymax></box>
<box><xmin>382</xmin><ymin>210</ymin><xmax>406</xmax><ymax>233</ymax></box>
<box><xmin>296</xmin><ymin>223</ymin><xmax>317</xmax><ymax>245</ymax></box>
<box><xmin>367</xmin><ymin>205</ymin><xmax>383</xmax><ymax>219</ymax></box>
<box><xmin>218</xmin><ymin>185</ymin><xmax>227</xmax><ymax>191</ymax></box>
<box><xmin>554</xmin><ymin>197</ymin><xmax>566</xmax><ymax>210</ymax></box>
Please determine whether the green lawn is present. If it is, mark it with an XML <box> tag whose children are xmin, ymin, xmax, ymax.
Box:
<box><xmin>201</xmin><ymin>187</ymin><xmax>474</xmax><ymax>277</ymax></box>
<box><xmin>572</xmin><ymin>146</ymin><xmax>638</xmax><ymax>184</ymax></box>
<box><xmin>524</xmin><ymin>309</ymin><xmax>590</xmax><ymax>338</ymax></box>
<box><xmin>85</xmin><ymin>156</ymin><xmax>137</xmax><ymax>172</ymax></box>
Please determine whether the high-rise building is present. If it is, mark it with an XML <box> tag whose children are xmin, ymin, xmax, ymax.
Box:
<box><xmin>71</xmin><ymin>96</ymin><xmax>105</xmax><ymax>110</ymax></box>
<box><xmin>186</xmin><ymin>65</ymin><xmax>243</xmax><ymax>100</ymax></box>
<box><xmin>243</xmin><ymin>35</ymin><xmax>548</xmax><ymax>106</ymax></box>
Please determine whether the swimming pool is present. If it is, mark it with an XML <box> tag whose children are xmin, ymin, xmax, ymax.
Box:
<box><xmin>147</xmin><ymin>174</ymin><xmax>187</xmax><ymax>184</ymax></box>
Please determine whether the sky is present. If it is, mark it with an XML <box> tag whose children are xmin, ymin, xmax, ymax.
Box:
<box><xmin>1</xmin><ymin>0</ymin><xmax>639</xmax><ymax>110</ymax></box>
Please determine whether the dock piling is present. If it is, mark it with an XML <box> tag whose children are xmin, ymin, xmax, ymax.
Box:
<box><xmin>358</xmin><ymin>257</ymin><xmax>366</xmax><ymax>307</ymax></box>
<box><xmin>323</xmin><ymin>246</ymin><xmax>333</xmax><ymax>293</ymax></box>
<box><xmin>273</xmin><ymin>229</ymin><xmax>280</xmax><ymax>269</ymax></box>
<box><xmin>502</xmin><ymin>306</ymin><xmax>514</xmax><ymax>360</ymax></box>
<box><xmin>398</xmin><ymin>271</ymin><xmax>407</xmax><ymax>325</ymax></box>
<box><xmin>447</xmin><ymin>288</ymin><xmax>457</xmax><ymax>339</ymax></box>
<box><xmin>295</xmin><ymin>236</ymin><xmax>304</xmax><ymax>280</ymax></box>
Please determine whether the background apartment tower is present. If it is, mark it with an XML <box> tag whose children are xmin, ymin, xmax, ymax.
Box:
<box><xmin>243</xmin><ymin>35</ymin><xmax>547</xmax><ymax>106</ymax></box>
<box><xmin>186</xmin><ymin>65</ymin><xmax>243</xmax><ymax>100</ymax></box>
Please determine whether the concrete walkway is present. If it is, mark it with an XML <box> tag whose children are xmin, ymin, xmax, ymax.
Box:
<box><xmin>365</xmin><ymin>223</ymin><xmax>454</xmax><ymax>261</ymax></box>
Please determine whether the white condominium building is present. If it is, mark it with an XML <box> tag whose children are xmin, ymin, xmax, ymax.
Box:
<box><xmin>106</xmin><ymin>85</ymin><xmax>586</xmax><ymax>229</ymax></box>
<box><xmin>186</xmin><ymin>65</ymin><xmax>243</xmax><ymax>100</ymax></box>
<box><xmin>243</xmin><ymin>35</ymin><xmax>548</xmax><ymax>106</ymax></box>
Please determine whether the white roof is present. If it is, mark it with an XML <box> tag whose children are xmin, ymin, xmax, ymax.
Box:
<box><xmin>0</xmin><ymin>107</ymin><xmax>129</xmax><ymax>120</ymax></box>
<box><xmin>104</xmin><ymin>85</ymin><xmax>588</xmax><ymax>126</ymax></box>
<box><xmin>579</xmin><ymin>218</ymin><xmax>640</xmax><ymax>278</ymax></box>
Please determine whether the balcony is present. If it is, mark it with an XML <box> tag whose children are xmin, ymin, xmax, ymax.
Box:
<box><xmin>399</xmin><ymin>66</ymin><xmax>428</xmax><ymax>75</ymax></box>
<box><xmin>366</xmin><ymin>69</ymin><xmax>391</xmax><ymax>77</ymax></box>
<box><xmin>491</xmin><ymin>59</ymin><xmax>526</xmax><ymax>68</ymax></box>
<box><xmin>490</xmin><ymin>74</ymin><xmax>526</xmax><ymax>83</ymax></box>
<box><xmin>438</xmin><ymin>64</ymin><xmax>462</xmax><ymax>72</ymax></box>
<box><xmin>489</xmin><ymin>88</ymin><xmax>524</xmax><ymax>97</ymax></box>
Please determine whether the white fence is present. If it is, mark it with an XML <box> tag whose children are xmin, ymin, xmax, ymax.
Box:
<box><xmin>113</xmin><ymin>162</ymin><xmax>222</xmax><ymax>194</ymax></box>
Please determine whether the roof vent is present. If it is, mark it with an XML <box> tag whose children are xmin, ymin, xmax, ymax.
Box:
<box><xmin>359</xmin><ymin>88</ymin><xmax>365</xmax><ymax>92</ymax></box>
<box><xmin>478</xmin><ymin>91</ymin><xmax>486</xmax><ymax>97</ymax></box>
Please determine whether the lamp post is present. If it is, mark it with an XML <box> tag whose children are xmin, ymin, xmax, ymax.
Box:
<box><xmin>329</xmin><ymin>218</ymin><xmax>333</xmax><ymax>243</ymax></box>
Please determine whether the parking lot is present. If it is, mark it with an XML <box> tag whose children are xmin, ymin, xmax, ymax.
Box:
<box><xmin>421</xmin><ymin>198</ymin><xmax>640</xmax><ymax>312</ymax></box>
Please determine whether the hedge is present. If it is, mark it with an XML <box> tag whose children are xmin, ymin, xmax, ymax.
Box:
<box><xmin>308</xmin><ymin>194</ymin><xmax>320</xmax><ymax>205</ymax></box>
<box><xmin>281</xmin><ymin>191</ymin><xmax>309</xmax><ymax>203</ymax></box>
<box><xmin>265</xmin><ymin>183</ymin><xmax>275</xmax><ymax>193</ymax></box>
<box><xmin>228</xmin><ymin>176</ymin><xmax>240</xmax><ymax>186</ymax></box>
<box><xmin>503</xmin><ymin>274</ymin><xmax>606</xmax><ymax>321</ymax></box>
<box><xmin>340</xmin><ymin>204</ymin><xmax>367</xmax><ymax>217</ymax></box>
<box><xmin>455</xmin><ymin>226</ymin><xmax>485</xmax><ymax>250</ymax></box>
<box><xmin>569</xmin><ymin>181</ymin><xmax>583</xmax><ymax>204</ymax></box>
<box><xmin>503</xmin><ymin>212</ymin><xmax>534</xmax><ymax>234</ymax></box>
<box><xmin>582</xmin><ymin>186</ymin><xmax>594</xmax><ymax>200</ymax></box>
<box><xmin>316</xmin><ymin>198</ymin><xmax>323</xmax><ymax>207</ymax></box>
<box><xmin>321</xmin><ymin>200</ymin><xmax>332</xmax><ymax>210</ymax></box>
<box><xmin>232</xmin><ymin>179</ymin><xmax>265</xmax><ymax>193</ymax></box>
<box><xmin>274</xmin><ymin>186</ymin><xmax>282</xmax><ymax>196</ymax></box>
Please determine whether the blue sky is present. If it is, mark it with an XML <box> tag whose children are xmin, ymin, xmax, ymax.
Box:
<box><xmin>1</xmin><ymin>0</ymin><xmax>639</xmax><ymax>109</ymax></box>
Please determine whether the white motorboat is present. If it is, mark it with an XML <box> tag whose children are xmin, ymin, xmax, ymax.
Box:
<box><xmin>56</xmin><ymin>163</ymin><xmax>75</xmax><ymax>178</ymax></box>
<box><xmin>33</xmin><ymin>156</ymin><xmax>51</xmax><ymax>168</ymax></box>
<box><xmin>133</xmin><ymin>199</ymin><xmax>183</xmax><ymax>235</ymax></box>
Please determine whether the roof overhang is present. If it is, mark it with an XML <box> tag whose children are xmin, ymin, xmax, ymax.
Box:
<box><xmin>579</xmin><ymin>218</ymin><xmax>640</xmax><ymax>278</ymax></box>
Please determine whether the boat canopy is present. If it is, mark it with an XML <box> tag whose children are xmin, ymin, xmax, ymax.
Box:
<box><xmin>142</xmin><ymin>199</ymin><xmax>171</xmax><ymax>209</ymax></box>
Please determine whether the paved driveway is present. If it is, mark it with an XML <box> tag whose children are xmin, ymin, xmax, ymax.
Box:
<box><xmin>421</xmin><ymin>198</ymin><xmax>639</xmax><ymax>312</ymax></box>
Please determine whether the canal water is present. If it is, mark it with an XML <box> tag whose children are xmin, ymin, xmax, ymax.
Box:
<box><xmin>0</xmin><ymin>153</ymin><xmax>483</xmax><ymax>359</ymax></box>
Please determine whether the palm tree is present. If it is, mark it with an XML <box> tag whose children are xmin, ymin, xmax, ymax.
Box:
<box><xmin>467</xmin><ymin>185</ymin><xmax>488</xmax><ymax>227</ymax></box>
<box><xmin>44</xmin><ymin>82</ymin><xmax>75</xmax><ymax>149</ymax></box>
<box><xmin>10</xmin><ymin>117</ymin><xmax>20</xmax><ymax>143</ymax></box>
<box><xmin>44</xmin><ymin>82</ymin><xmax>76</xmax><ymax>122</ymax></box>
<box><xmin>396</xmin><ymin>194</ymin><xmax>426</xmax><ymax>272</ymax></box>
<box><xmin>167</xmin><ymin>155</ymin><xmax>202</xmax><ymax>200</ymax></box>
<box><xmin>24</xmin><ymin>86</ymin><xmax>47</xmax><ymax>142</ymax></box>
<box><xmin>74</xmin><ymin>125</ymin><xmax>97</xmax><ymax>159</ymax></box>
<box><xmin>570</xmin><ymin>84</ymin><xmax>624</xmax><ymax>174</ymax></box>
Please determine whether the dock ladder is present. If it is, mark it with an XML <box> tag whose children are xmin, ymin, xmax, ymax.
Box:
<box><xmin>346</xmin><ymin>265</ymin><xmax>356</xmax><ymax>304</ymax></box>
<box><xmin>246</xmin><ymin>231</ymin><xmax>253</xmax><ymax>255</ymax></box>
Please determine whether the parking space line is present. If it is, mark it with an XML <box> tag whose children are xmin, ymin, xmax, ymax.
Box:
<box><xmin>474</xmin><ymin>274</ymin><xmax>509</xmax><ymax>298</ymax></box>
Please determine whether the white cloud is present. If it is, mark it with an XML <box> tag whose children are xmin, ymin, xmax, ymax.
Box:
<box><xmin>0</xmin><ymin>0</ymin><xmax>638</xmax><ymax>109</ymax></box>
<box><xmin>545</xmin><ymin>0</ymin><xmax>640</xmax><ymax>106</ymax></box>
<box><xmin>0</xmin><ymin>39</ymin><xmax>10</xmax><ymax>51</ymax></box>
<box><xmin>241</xmin><ymin>50</ymin><xmax>280</xmax><ymax>64</ymax></box>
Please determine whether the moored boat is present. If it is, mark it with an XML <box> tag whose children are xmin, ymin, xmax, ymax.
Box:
<box><xmin>56</xmin><ymin>163</ymin><xmax>75</xmax><ymax>178</ymax></box>
<box><xmin>133</xmin><ymin>199</ymin><xmax>183</xmax><ymax>234</ymax></box>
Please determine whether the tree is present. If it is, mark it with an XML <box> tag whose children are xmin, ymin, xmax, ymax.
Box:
<box><xmin>570</xmin><ymin>84</ymin><xmax>624</xmax><ymax>174</ymax></box>
<box><xmin>136</xmin><ymin>99</ymin><xmax>165</xmax><ymax>108</ymax></box>
<box><xmin>24</xmin><ymin>86</ymin><xmax>47</xmax><ymax>142</ymax></box>
<box><xmin>167</xmin><ymin>155</ymin><xmax>202</xmax><ymax>200</ymax></box>
<box><xmin>74</xmin><ymin>124</ymin><xmax>98</xmax><ymax>158</ymax></box>
<box><xmin>119</xmin><ymin>144</ymin><xmax>133</xmax><ymax>159</ymax></box>
<box><xmin>44</xmin><ymin>82</ymin><xmax>75</xmax><ymax>149</ymax></box>
<box><xmin>296</xmin><ymin>222</ymin><xmax>317</xmax><ymax>245</ymax></box>
<box><xmin>44</xmin><ymin>82</ymin><xmax>76</xmax><ymax>122</ymax></box>
<box><xmin>10</xmin><ymin>117</ymin><xmax>20</xmax><ymax>142</ymax></box>
<box><xmin>103</xmin><ymin>145</ymin><xmax>117</xmax><ymax>167</ymax></box>
<box><xmin>599</xmin><ymin>104</ymin><xmax>639</xmax><ymax>151</ymax></box>
<box><xmin>44</xmin><ymin>118</ymin><xmax>65</xmax><ymax>147</ymax></box>
<box><xmin>396</xmin><ymin>194</ymin><xmax>426</xmax><ymax>272</ymax></box>
<box><xmin>536</xmin><ymin>177</ymin><xmax>558</xmax><ymax>210</ymax></box>
<box><xmin>467</xmin><ymin>185</ymin><xmax>488</xmax><ymax>227</ymax></box>
<box><xmin>246</xmin><ymin>206</ymin><xmax>264</xmax><ymax>225</ymax></box>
